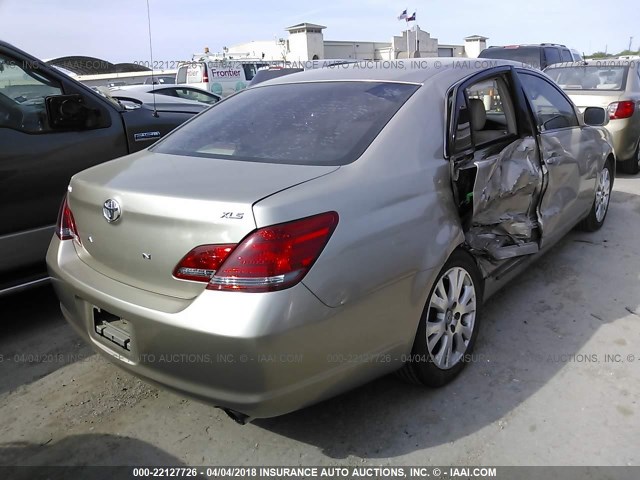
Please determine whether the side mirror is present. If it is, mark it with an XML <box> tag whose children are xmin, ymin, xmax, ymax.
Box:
<box><xmin>583</xmin><ymin>106</ymin><xmax>609</xmax><ymax>127</ymax></box>
<box><xmin>45</xmin><ymin>94</ymin><xmax>89</xmax><ymax>129</ymax></box>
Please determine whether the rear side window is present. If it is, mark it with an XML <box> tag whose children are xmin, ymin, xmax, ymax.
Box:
<box><xmin>465</xmin><ymin>76</ymin><xmax>517</xmax><ymax>145</ymax></box>
<box><xmin>242</xmin><ymin>64</ymin><xmax>258</xmax><ymax>81</ymax></box>
<box><xmin>153</xmin><ymin>82</ymin><xmax>418</xmax><ymax>166</ymax></box>
<box><xmin>544</xmin><ymin>47</ymin><xmax>561</xmax><ymax>66</ymax></box>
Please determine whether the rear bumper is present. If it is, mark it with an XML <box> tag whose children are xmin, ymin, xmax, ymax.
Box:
<box><xmin>46</xmin><ymin>237</ymin><xmax>412</xmax><ymax>418</ymax></box>
<box><xmin>606</xmin><ymin>117</ymin><xmax>639</xmax><ymax>161</ymax></box>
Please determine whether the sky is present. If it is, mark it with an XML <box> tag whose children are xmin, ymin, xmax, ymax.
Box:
<box><xmin>0</xmin><ymin>0</ymin><xmax>637</xmax><ymax>63</ymax></box>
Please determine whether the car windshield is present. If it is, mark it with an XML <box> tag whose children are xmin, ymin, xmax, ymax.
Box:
<box><xmin>152</xmin><ymin>81</ymin><xmax>418</xmax><ymax>166</ymax></box>
<box><xmin>545</xmin><ymin>65</ymin><xmax>629</xmax><ymax>91</ymax></box>
<box><xmin>479</xmin><ymin>47</ymin><xmax>542</xmax><ymax>68</ymax></box>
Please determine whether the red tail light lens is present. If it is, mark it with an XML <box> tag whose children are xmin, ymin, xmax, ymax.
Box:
<box><xmin>202</xmin><ymin>68</ymin><xmax>209</xmax><ymax>83</ymax></box>
<box><xmin>607</xmin><ymin>101</ymin><xmax>635</xmax><ymax>120</ymax></box>
<box><xmin>209</xmin><ymin>211</ymin><xmax>338</xmax><ymax>292</ymax></box>
<box><xmin>173</xmin><ymin>244</ymin><xmax>236</xmax><ymax>282</ymax></box>
<box><xmin>173</xmin><ymin>212</ymin><xmax>339</xmax><ymax>292</ymax></box>
<box><xmin>56</xmin><ymin>197</ymin><xmax>80</xmax><ymax>242</ymax></box>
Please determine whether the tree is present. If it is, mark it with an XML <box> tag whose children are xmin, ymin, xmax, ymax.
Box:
<box><xmin>615</xmin><ymin>49</ymin><xmax>639</xmax><ymax>57</ymax></box>
<box><xmin>587</xmin><ymin>51</ymin><xmax>610</xmax><ymax>59</ymax></box>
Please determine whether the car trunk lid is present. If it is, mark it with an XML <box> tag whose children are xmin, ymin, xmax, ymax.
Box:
<box><xmin>564</xmin><ymin>90</ymin><xmax>624</xmax><ymax>111</ymax></box>
<box><xmin>67</xmin><ymin>150</ymin><xmax>338</xmax><ymax>299</ymax></box>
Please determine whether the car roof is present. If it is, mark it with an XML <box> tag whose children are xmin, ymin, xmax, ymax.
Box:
<box><xmin>545</xmin><ymin>60</ymin><xmax>634</xmax><ymax>68</ymax></box>
<box><xmin>486</xmin><ymin>44</ymin><xmax>568</xmax><ymax>48</ymax></box>
<box><xmin>255</xmin><ymin>58</ymin><xmax>527</xmax><ymax>88</ymax></box>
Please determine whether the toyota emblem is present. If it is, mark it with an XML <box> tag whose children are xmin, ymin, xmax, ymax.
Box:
<box><xmin>103</xmin><ymin>199</ymin><xmax>122</xmax><ymax>223</ymax></box>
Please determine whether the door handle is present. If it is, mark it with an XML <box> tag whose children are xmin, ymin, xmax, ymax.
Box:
<box><xmin>546</xmin><ymin>153</ymin><xmax>561</xmax><ymax>165</ymax></box>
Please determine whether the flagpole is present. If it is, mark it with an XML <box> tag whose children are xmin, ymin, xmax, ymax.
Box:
<box><xmin>397</xmin><ymin>8</ymin><xmax>410</xmax><ymax>59</ymax></box>
<box><xmin>406</xmin><ymin>18</ymin><xmax>409</xmax><ymax>59</ymax></box>
<box><xmin>414</xmin><ymin>10</ymin><xmax>418</xmax><ymax>54</ymax></box>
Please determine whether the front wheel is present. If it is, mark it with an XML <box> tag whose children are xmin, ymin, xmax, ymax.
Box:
<box><xmin>397</xmin><ymin>250</ymin><xmax>483</xmax><ymax>387</ymax></box>
<box><xmin>577</xmin><ymin>159</ymin><xmax>613</xmax><ymax>232</ymax></box>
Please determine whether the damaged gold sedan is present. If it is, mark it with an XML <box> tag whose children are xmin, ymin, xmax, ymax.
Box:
<box><xmin>48</xmin><ymin>60</ymin><xmax>614</xmax><ymax>421</ymax></box>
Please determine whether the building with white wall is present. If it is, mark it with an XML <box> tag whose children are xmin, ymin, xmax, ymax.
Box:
<box><xmin>224</xmin><ymin>23</ymin><xmax>487</xmax><ymax>61</ymax></box>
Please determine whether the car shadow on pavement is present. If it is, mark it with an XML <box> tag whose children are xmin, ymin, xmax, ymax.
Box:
<box><xmin>0</xmin><ymin>434</ymin><xmax>200</xmax><ymax>478</ymax></box>
<box><xmin>0</xmin><ymin>286</ymin><xmax>94</xmax><ymax>396</ymax></box>
<box><xmin>254</xmin><ymin>188</ymin><xmax>640</xmax><ymax>459</ymax></box>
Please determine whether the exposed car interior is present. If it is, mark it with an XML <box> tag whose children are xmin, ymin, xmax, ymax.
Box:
<box><xmin>450</xmin><ymin>73</ymin><xmax>543</xmax><ymax>268</ymax></box>
<box><xmin>466</xmin><ymin>77</ymin><xmax>517</xmax><ymax>144</ymax></box>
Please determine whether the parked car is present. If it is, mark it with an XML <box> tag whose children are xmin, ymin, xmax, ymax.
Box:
<box><xmin>478</xmin><ymin>43</ymin><xmax>580</xmax><ymax>70</ymax></box>
<box><xmin>112</xmin><ymin>85</ymin><xmax>221</xmax><ymax>105</ymax></box>
<box><xmin>175</xmin><ymin>58</ymin><xmax>270</xmax><ymax>97</ymax></box>
<box><xmin>0</xmin><ymin>40</ymin><xmax>204</xmax><ymax>295</ymax></box>
<box><xmin>106</xmin><ymin>87</ymin><xmax>211</xmax><ymax>113</ymax></box>
<box><xmin>143</xmin><ymin>75</ymin><xmax>175</xmax><ymax>85</ymax></box>
<box><xmin>248</xmin><ymin>60</ymin><xmax>358</xmax><ymax>86</ymax></box>
<box><xmin>248</xmin><ymin>67</ymin><xmax>303</xmax><ymax>86</ymax></box>
<box><xmin>47</xmin><ymin>59</ymin><xmax>614</xmax><ymax>422</ymax></box>
<box><xmin>545</xmin><ymin>60</ymin><xmax>640</xmax><ymax>173</ymax></box>
<box><xmin>570</xmin><ymin>49</ymin><xmax>584</xmax><ymax>61</ymax></box>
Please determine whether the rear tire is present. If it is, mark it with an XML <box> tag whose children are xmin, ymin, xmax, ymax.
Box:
<box><xmin>398</xmin><ymin>249</ymin><xmax>483</xmax><ymax>387</ymax></box>
<box><xmin>619</xmin><ymin>145</ymin><xmax>640</xmax><ymax>175</ymax></box>
<box><xmin>578</xmin><ymin>159</ymin><xmax>613</xmax><ymax>232</ymax></box>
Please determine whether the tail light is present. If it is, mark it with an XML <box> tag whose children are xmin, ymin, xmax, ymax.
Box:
<box><xmin>173</xmin><ymin>244</ymin><xmax>235</xmax><ymax>282</ymax></box>
<box><xmin>56</xmin><ymin>196</ymin><xmax>81</xmax><ymax>242</ymax></box>
<box><xmin>173</xmin><ymin>212</ymin><xmax>339</xmax><ymax>292</ymax></box>
<box><xmin>607</xmin><ymin>101</ymin><xmax>635</xmax><ymax>120</ymax></box>
<box><xmin>202</xmin><ymin>67</ymin><xmax>209</xmax><ymax>83</ymax></box>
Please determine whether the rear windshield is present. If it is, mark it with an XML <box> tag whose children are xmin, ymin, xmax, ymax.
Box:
<box><xmin>176</xmin><ymin>63</ymin><xmax>205</xmax><ymax>84</ymax></box>
<box><xmin>479</xmin><ymin>47</ymin><xmax>542</xmax><ymax>68</ymax></box>
<box><xmin>176</xmin><ymin>66</ymin><xmax>187</xmax><ymax>84</ymax></box>
<box><xmin>545</xmin><ymin>65</ymin><xmax>629</xmax><ymax>91</ymax></box>
<box><xmin>152</xmin><ymin>81</ymin><xmax>419</xmax><ymax>166</ymax></box>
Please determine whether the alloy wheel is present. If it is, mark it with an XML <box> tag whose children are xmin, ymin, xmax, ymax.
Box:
<box><xmin>425</xmin><ymin>267</ymin><xmax>477</xmax><ymax>370</ymax></box>
<box><xmin>595</xmin><ymin>166</ymin><xmax>611</xmax><ymax>223</ymax></box>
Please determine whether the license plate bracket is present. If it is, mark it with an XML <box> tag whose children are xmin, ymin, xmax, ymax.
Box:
<box><xmin>93</xmin><ymin>307</ymin><xmax>132</xmax><ymax>351</ymax></box>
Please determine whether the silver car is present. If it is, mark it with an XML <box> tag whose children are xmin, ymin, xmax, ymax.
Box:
<box><xmin>47</xmin><ymin>60</ymin><xmax>614</xmax><ymax>422</ymax></box>
<box><xmin>545</xmin><ymin>60</ymin><xmax>640</xmax><ymax>173</ymax></box>
<box><xmin>112</xmin><ymin>85</ymin><xmax>221</xmax><ymax>105</ymax></box>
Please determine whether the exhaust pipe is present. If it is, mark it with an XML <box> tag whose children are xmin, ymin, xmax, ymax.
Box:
<box><xmin>221</xmin><ymin>408</ymin><xmax>252</xmax><ymax>425</ymax></box>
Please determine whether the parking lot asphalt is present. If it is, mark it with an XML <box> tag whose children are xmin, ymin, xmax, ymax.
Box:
<box><xmin>1</xmin><ymin>174</ymin><xmax>639</xmax><ymax>467</ymax></box>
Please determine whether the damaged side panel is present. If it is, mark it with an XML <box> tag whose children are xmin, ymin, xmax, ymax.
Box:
<box><xmin>454</xmin><ymin>137</ymin><xmax>543</xmax><ymax>266</ymax></box>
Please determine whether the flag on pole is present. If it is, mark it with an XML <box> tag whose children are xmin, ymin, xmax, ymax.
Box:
<box><xmin>397</xmin><ymin>9</ymin><xmax>408</xmax><ymax>20</ymax></box>
<box><xmin>406</xmin><ymin>11</ymin><xmax>416</xmax><ymax>21</ymax></box>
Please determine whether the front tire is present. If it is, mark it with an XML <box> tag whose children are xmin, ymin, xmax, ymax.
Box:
<box><xmin>398</xmin><ymin>249</ymin><xmax>483</xmax><ymax>387</ymax></box>
<box><xmin>578</xmin><ymin>159</ymin><xmax>613</xmax><ymax>232</ymax></box>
